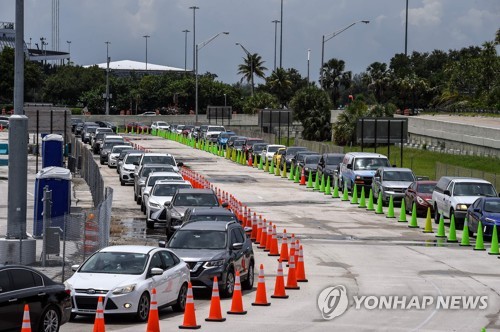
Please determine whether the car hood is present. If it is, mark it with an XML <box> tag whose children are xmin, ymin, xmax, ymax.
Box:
<box><xmin>169</xmin><ymin>249</ymin><xmax>226</xmax><ymax>262</ymax></box>
<box><xmin>67</xmin><ymin>272</ymin><xmax>144</xmax><ymax>290</ymax></box>
<box><xmin>455</xmin><ymin>196</ymin><xmax>491</xmax><ymax>205</ymax></box>
<box><xmin>149</xmin><ymin>195</ymin><xmax>173</xmax><ymax>205</ymax></box>
<box><xmin>171</xmin><ymin>206</ymin><xmax>189</xmax><ymax>216</ymax></box>
<box><xmin>382</xmin><ymin>181</ymin><xmax>413</xmax><ymax>189</ymax></box>
<box><xmin>354</xmin><ymin>170</ymin><xmax>376</xmax><ymax>177</ymax></box>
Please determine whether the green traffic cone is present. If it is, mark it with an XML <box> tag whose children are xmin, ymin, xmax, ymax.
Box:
<box><xmin>474</xmin><ymin>221</ymin><xmax>485</xmax><ymax>250</ymax></box>
<box><xmin>275</xmin><ymin>162</ymin><xmax>281</xmax><ymax>176</ymax></box>
<box><xmin>325</xmin><ymin>176</ymin><xmax>332</xmax><ymax>195</ymax></box>
<box><xmin>489</xmin><ymin>225</ymin><xmax>499</xmax><ymax>255</ymax></box>
<box><xmin>460</xmin><ymin>218</ymin><xmax>471</xmax><ymax>246</ymax></box>
<box><xmin>294</xmin><ymin>166</ymin><xmax>301</xmax><ymax>183</ymax></box>
<box><xmin>350</xmin><ymin>185</ymin><xmax>358</xmax><ymax>204</ymax></box>
<box><xmin>264</xmin><ymin>158</ymin><xmax>269</xmax><ymax>172</ymax></box>
<box><xmin>375</xmin><ymin>194</ymin><xmax>384</xmax><ymax>214</ymax></box>
<box><xmin>398</xmin><ymin>199</ymin><xmax>407</xmax><ymax>222</ymax></box>
<box><xmin>319</xmin><ymin>175</ymin><xmax>326</xmax><ymax>193</ymax></box>
<box><xmin>423</xmin><ymin>207</ymin><xmax>433</xmax><ymax>233</ymax></box>
<box><xmin>436</xmin><ymin>213</ymin><xmax>446</xmax><ymax>238</ymax></box>
<box><xmin>289</xmin><ymin>163</ymin><xmax>295</xmax><ymax>180</ymax></box>
<box><xmin>281</xmin><ymin>162</ymin><xmax>287</xmax><ymax>178</ymax></box>
<box><xmin>447</xmin><ymin>214</ymin><xmax>458</xmax><ymax>242</ymax></box>
<box><xmin>306</xmin><ymin>171</ymin><xmax>313</xmax><ymax>188</ymax></box>
<box><xmin>386</xmin><ymin>196</ymin><xmax>395</xmax><ymax>218</ymax></box>
<box><xmin>358</xmin><ymin>187</ymin><xmax>366</xmax><ymax>208</ymax></box>
<box><xmin>332</xmin><ymin>179</ymin><xmax>340</xmax><ymax>199</ymax></box>
<box><xmin>313</xmin><ymin>172</ymin><xmax>320</xmax><ymax>191</ymax></box>
<box><xmin>408</xmin><ymin>202</ymin><xmax>419</xmax><ymax>228</ymax></box>
<box><xmin>258</xmin><ymin>155</ymin><xmax>263</xmax><ymax>170</ymax></box>
<box><xmin>341</xmin><ymin>183</ymin><xmax>349</xmax><ymax>201</ymax></box>
<box><xmin>269</xmin><ymin>158</ymin><xmax>275</xmax><ymax>174</ymax></box>
<box><xmin>366</xmin><ymin>189</ymin><xmax>374</xmax><ymax>210</ymax></box>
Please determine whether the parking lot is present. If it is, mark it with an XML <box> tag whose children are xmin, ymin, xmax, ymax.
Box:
<box><xmin>63</xmin><ymin>132</ymin><xmax>500</xmax><ymax>331</ymax></box>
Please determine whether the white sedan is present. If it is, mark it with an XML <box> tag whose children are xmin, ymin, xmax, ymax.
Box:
<box><xmin>65</xmin><ymin>245</ymin><xmax>190</xmax><ymax>322</ymax></box>
<box><xmin>146</xmin><ymin>180</ymin><xmax>193</xmax><ymax>229</ymax></box>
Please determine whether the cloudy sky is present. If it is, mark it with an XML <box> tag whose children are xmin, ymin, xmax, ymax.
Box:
<box><xmin>1</xmin><ymin>0</ymin><xmax>499</xmax><ymax>84</ymax></box>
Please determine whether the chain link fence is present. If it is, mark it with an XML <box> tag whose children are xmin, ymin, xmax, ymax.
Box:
<box><xmin>435</xmin><ymin>162</ymin><xmax>500</xmax><ymax>193</ymax></box>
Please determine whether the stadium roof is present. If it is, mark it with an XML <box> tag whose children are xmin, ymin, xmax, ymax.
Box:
<box><xmin>86</xmin><ymin>60</ymin><xmax>186</xmax><ymax>72</ymax></box>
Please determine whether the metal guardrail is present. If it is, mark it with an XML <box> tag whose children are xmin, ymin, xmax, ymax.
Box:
<box><xmin>435</xmin><ymin>162</ymin><xmax>500</xmax><ymax>193</ymax></box>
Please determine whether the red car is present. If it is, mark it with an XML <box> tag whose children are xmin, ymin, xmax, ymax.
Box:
<box><xmin>126</xmin><ymin>122</ymin><xmax>150</xmax><ymax>133</ymax></box>
<box><xmin>242</xmin><ymin>138</ymin><xmax>265</xmax><ymax>159</ymax></box>
<box><xmin>404</xmin><ymin>180</ymin><xmax>438</xmax><ymax>216</ymax></box>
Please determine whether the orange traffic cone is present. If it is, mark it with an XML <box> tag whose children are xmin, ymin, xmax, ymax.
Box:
<box><xmin>146</xmin><ymin>288</ymin><xmax>160</xmax><ymax>332</ymax></box>
<box><xmin>296</xmin><ymin>245</ymin><xmax>308</xmax><ymax>282</ymax></box>
<box><xmin>252</xmin><ymin>264</ymin><xmax>271</xmax><ymax>306</ymax></box>
<box><xmin>242</xmin><ymin>206</ymin><xmax>248</xmax><ymax>227</ymax></box>
<box><xmin>268</xmin><ymin>225</ymin><xmax>280</xmax><ymax>257</ymax></box>
<box><xmin>21</xmin><ymin>304</ymin><xmax>31</xmax><ymax>332</ymax></box>
<box><xmin>258</xmin><ymin>219</ymin><xmax>268</xmax><ymax>249</ymax></box>
<box><xmin>255</xmin><ymin>215</ymin><xmax>263</xmax><ymax>244</ymax></box>
<box><xmin>248</xmin><ymin>153</ymin><xmax>253</xmax><ymax>167</ymax></box>
<box><xmin>264</xmin><ymin>222</ymin><xmax>273</xmax><ymax>252</ymax></box>
<box><xmin>271</xmin><ymin>261</ymin><xmax>289</xmax><ymax>299</ymax></box>
<box><xmin>278</xmin><ymin>229</ymin><xmax>290</xmax><ymax>262</ymax></box>
<box><xmin>293</xmin><ymin>239</ymin><xmax>300</xmax><ymax>265</ymax></box>
<box><xmin>205</xmin><ymin>277</ymin><xmax>226</xmax><ymax>322</ymax></box>
<box><xmin>285</xmin><ymin>255</ymin><xmax>300</xmax><ymax>290</ymax></box>
<box><xmin>299</xmin><ymin>167</ymin><xmax>306</xmax><ymax>185</ymax></box>
<box><xmin>227</xmin><ymin>271</ymin><xmax>247</xmax><ymax>315</ymax></box>
<box><xmin>288</xmin><ymin>234</ymin><xmax>296</xmax><ymax>263</ymax></box>
<box><xmin>250</xmin><ymin>212</ymin><xmax>258</xmax><ymax>242</ymax></box>
<box><xmin>93</xmin><ymin>296</ymin><xmax>106</xmax><ymax>332</ymax></box>
<box><xmin>179</xmin><ymin>282</ymin><xmax>201</xmax><ymax>329</ymax></box>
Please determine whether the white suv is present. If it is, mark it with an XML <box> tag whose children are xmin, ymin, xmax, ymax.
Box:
<box><xmin>431</xmin><ymin>177</ymin><xmax>498</xmax><ymax>229</ymax></box>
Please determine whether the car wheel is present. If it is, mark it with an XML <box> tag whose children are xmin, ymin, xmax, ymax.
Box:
<box><xmin>136</xmin><ymin>292</ymin><xmax>150</xmax><ymax>322</ymax></box>
<box><xmin>221</xmin><ymin>268</ymin><xmax>235</xmax><ymax>298</ymax></box>
<box><xmin>241</xmin><ymin>263</ymin><xmax>254</xmax><ymax>290</ymax></box>
<box><xmin>100</xmin><ymin>160</ymin><xmax>104</xmax><ymax>165</ymax></box>
<box><xmin>172</xmin><ymin>283</ymin><xmax>188</xmax><ymax>312</ymax></box>
<box><xmin>434</xmin><ymin>205</ymin><xmax>440</xmax><ymax>224</ymax></box>
<box><xmin>38</xmin><ymin>305</ymin><xmax>60</xmax><ymax>332</ymax></box>
<box><xmin>146</xmin><ymin>220</ymin><xmax>155</xmax><ymax>229</ymax></box>
<box><xmin>69</xmin><ymin>313</ymin><xmax>77</xmax><ymax>321</ymax></box>
<box><xmin>141</xmin><ymin>202</ymin><xmax>145</xmax><ymax>213</ymax></box>
<box><xmin>120</xmin><ymin>180</ymin><xmax>125</xmax><ymax>186</ymax></box>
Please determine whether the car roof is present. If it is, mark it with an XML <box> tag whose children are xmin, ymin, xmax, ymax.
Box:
<box><xmin>142</xmin><ymin>153</ymin><xmax>173</xmax><ymax>157</ymax></box>
<box><xmin>268</xmin><ymin>144</ymin><xmax>286</xmax><ymax>148</ymax></box>
<box><xmin>176</xmin><ymin>188</ymin><xmax>215</xmax><ymax>194</ymax></box>
<box><xmin>179</xmin><ymin>220</ymin><xmax>234</xmax><ymax>231</ymax></box>
<box><xmin>112</xmin><ymin>145</ymin><xmax>133</xmax><ymax>149</ymax></box>
<box><xmin>440</xmin><ymin>176</ymin><xmax>493</xmax><ymax>184</ymax></box>
<box><xmin>99</xmin><ymin>245</ymin><xmax>159</xmax><ymax>254</ymax></box>
<box><xmin>415</xmin><ymin>180</ymin><xmax>438</xmax><ymax>185</ymax></box>
<box><xmin>147</xmin><ymin>171</ymin><xmax>182</xmax><ymax>177</ymax></box>
<box><xmin>155</xmin><ymin>180</ymin><xmax>191</xmax><ymax>186</ymax></box>
<box><xmin>188</xmin><ymin>207</ymin><xmax>236</xmax><ymax>216</ymax></box>
<box><xmin>323</xmin><ymin>153</ymin><xmax>345</xmax><ymax>157</ymax></box>
<box><xmin>378</xmin><ymin>167</ymin><xmax>413</xmax><ymax>172</ymax></box>
<box><xmin>347</xmin><ymin>152</ymin><xmax>388</xmax><ymax>158</ymax></box>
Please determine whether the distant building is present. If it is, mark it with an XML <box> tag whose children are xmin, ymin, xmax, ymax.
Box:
<box><xmin>84</xmin><ymin>60</ymin><xmax>189</xmax><ymax>77</ymax></box>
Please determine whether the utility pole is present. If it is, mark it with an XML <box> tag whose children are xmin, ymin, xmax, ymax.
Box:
<box><xmin>105</xmin><ymin>41</ymin><xmax>111</xmax><ymax>115</ymax></box>
<box><xmin>279</xmin><ymin>0</ymin><xmax>283</xmax><ymax>68</ymax></box>
<box><xmin>182</xmin><ymin>29</ymin><xmax>190</xmax><ymax>73</ymax></box>
<box><xmin>272</xmin><ymin>20</ymin><xmax>280</xmax><ymax>72</ymax></box>
<box><xmin>189</xmin><ymin>6</ymin><xmax>199</xmax><ymax>73</ymax></box>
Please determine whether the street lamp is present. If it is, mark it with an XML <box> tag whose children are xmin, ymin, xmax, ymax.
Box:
<box><xmin>66</xmin><ymin>40</ymin><xmax>71</xmax><ymax>64</ymax></box>
<box><xmin>143</xmin><ymin>35</ymin><xmax>150</xmax><ymax>71</ymax></box>
<box><xmin>224</xmin><ymin>93</ymin><xmax>227</xmax><ymax>106</ymax></box>
<box><xmin>195</xmin><ymin>32</ymin><xmax>229</xmax><ymax>123</ymax></box>
<box><xmin>271</xmin><ymin>20</ymin><xmax>280</xmax><ymax>71</ymax></box>
<box><xmin>182</xmin><ymin>29</ymin><xmax>190</xmax><ymax>72</ymax></box>
<box><xmin>105</xmin><ymin>41</ymin><xmax>111</xmax><ymax>115</ymax></box>
<box><xmin>307</xmin><ymin>48</ymin><xmax>311</xmax><ymax>84</ymax></box>
<box><xmin>189</xmin><ymin>6</ymin><xmax>199</xmax><ymax>72</ymax></box>
<box><xmin>279</xmin><ymin>0</ymin><xmax>283</xmax><ymax>68</ymax></box>
<box><xmin>320</xmin><ymin>20</ymin><xmax>369</xmax><ymax>88</ymax></box>
<box><xmin>236</xmin><ymin>42</ymin><xmax>254</xmax><ymax>97</ymax></box>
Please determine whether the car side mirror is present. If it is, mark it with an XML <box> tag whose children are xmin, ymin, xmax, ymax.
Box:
<box><xmin>133</xmin><ymin>161</ymin><xmax>139</xmax><ymax>166</ymax></box>
<box><xmin>231</xmin><ymin>242</ymin><xmax>243</xmax><ymax>250</ymax></box>
<box><xmin>177</xmin><ymin>162</ymin><xmax>184</xmax><ymax>167</ymax></box>
<box><xmin>222</xmin><ymin>202</ymin><xmax>229</xmax><ymax>208</ymax></box>
<box><xmin>150</xmin><ymin>267</ymin><xmax>164</xmax><ymax>275</ymax></box>
<box><xmin>473</xmin><ymin>208</ymin><xmax>481</xmax><ymax>213</ymax></box>
<box><xmin>71</xmin><ymin>264</ymin><xmax>80</xmax><ymax>272</ymax></box>
<box><xmin>158</xmin><ymin>240</ymin><xmax>166</xmax><ymax>248</ymax></box>
<box><xmin>347</xmin><ymin>164</ymin><xmax>352</xmax><ymax>170</ymax></box>
<box><xmin>243</xmin><ymin>226</ymin><xmax>252</xmax><ymax>233</ymax></box>
<box><xmin>444</xmin><ymin>190</ymin><xmax>451</xmax><ymax>196</ymax></box>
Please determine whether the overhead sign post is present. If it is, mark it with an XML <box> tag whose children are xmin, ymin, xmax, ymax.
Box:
<box><xmin>259</xmin><ymin>109</ymin><xmax>293</xmax><ymax>145</ymax></box>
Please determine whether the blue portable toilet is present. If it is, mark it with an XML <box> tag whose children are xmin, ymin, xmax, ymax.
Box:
<box><xmin>33</xmin><ymin>166</ymin><xmax>72</xmax><ymax>237</ymax></box>
<box><xmin>42</xmin><ymin>134</ymin><xmax>64</xmax><ymax>168</ymax></box>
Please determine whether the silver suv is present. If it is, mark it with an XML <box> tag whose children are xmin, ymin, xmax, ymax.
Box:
<box><xmin>372</xmin><ymin>167</ymin><xmax>416</xmax><ymax>205</ymax></box>
<box><xmin>431</xmin><ymin>177</ymin><xmax>498</xmax><ymax>229</ymax></box>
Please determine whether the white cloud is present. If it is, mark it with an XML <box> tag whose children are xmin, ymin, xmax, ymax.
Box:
<box><xmin>403</xmin><ymin>0</ymin><xmax>443</xmax><ymax>27</ymax></box>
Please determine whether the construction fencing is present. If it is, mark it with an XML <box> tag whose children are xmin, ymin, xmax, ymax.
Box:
<box><xmin>435</xmin><ymin>162</ymin><xmax>500</xmax><ymax>193</ymax></box>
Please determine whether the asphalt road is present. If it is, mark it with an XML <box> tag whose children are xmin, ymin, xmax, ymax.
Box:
<box><xmin>63</xmin><ymin>133</ymin><xmax>500</xmax><ymax>332</ymax></box>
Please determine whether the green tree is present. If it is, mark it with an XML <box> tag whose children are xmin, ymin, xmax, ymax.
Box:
<box><xmin>242</xmin><ymin>92</ymin><xmax>279</xmax><ymax>114</ymax></box>
<box><xmin>237</xmin><ymin>53</ymin><xmax>267</xmax><ymax>92</ymax></box>
<box><xmin>290</xmin><ymin>86</ymin><xmax>332</xmax><ymax>141</ymax></box>
<box><xmin>321</xmin><ymin>58</ymin><xmax>352</xmax><ymax>108</ymax></box>
<box><xmin>332</xmin><ymin>99</ymin><xmax>368</xmax><ymax>145</ymax></box>
<box><xmin>264</xmin><ymin>68</ymin><xmax>292</xmax><ymax>108</ymax></box>
<box><xmin>363</xmin><ymin>62</ymin><xmax>391</xmax><ymax>104</ymax></box>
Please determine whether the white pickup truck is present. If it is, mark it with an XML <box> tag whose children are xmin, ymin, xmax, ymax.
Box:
<box><xmin>431</xmin><ymin>176</ymin><xmax>498</xmax><ymax>229</ymax></box>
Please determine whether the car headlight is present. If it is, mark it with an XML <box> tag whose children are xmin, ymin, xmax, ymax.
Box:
<box><xmin>382</xmin><ymin>186</ymin><xmax>390</xmax><ymax>191</ymax></box>
<box><xmin>416</xmin><ymin>196</ymin><xmax>426</xmax><ymax>205</ymax></box>
<box><xmin>355</xmin><ymin>175</ymin><xmax>362</xmax><ymax>180</ymax></box>
<box><xmin>171</xmin><ymin>210</ymin><xmax>182</xmax><ymax>218</ymax></box>
<box><xmin>124</xmin><ymin>166</ymin><xmax>134</xmax><ymax>171</ymax></box>
<box><xmin>112</xmin><ymin>284</ymin><xmax>136</xmax><ymax>295</ymax></box>
<box><xmin>304</xmin><ymin>167</ymin><xmax>310</xmax><ymax>172</ymax></box>
<box><xmin>485</xmin><ymin>217</ymin><xmax>497</xmax><ymax>224</ymax></box>
<box><xmin>149</xmin><ymin>201</ymin><xmax>161</xmax><ymax>208</ymax></box>
<box><xmin>456</xmin><ymin>204</ymin><xmax>468</xmax><ymax>211</ymax></box>
<box><xmin>139</xmin><ymin>180</ymin><xmax>145</xmax><ymax>185</ymax></box>
<box><xmin>204</xmin><ymin>259</ymin><xmax>225</xmax><ymax>268</ymax></box>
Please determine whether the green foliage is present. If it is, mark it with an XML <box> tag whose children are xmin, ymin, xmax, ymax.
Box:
<box><xmin>332</xmin><ymin>99</ymin><xmax>369</xmax><ymax>145</ymax></box>
<box><xmin>290</xmin><ymin>86</ymin><xmax>332</xmax><ymax>141</ymax></box>
<box><xmin>237</xmin><ymin>53</ymin><xmax>267</xmax><ymax>85</ymax></box>
<box><xmin>320</xmin><ymin>58</ymin><xmax>352</xmax><ymax>108</ymax></box>
<box><xmin>242</xmin><ymin>92</ymin><xmax>279</xmax><ymax>114</ymax></box>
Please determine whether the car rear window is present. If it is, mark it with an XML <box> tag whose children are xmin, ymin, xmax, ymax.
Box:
<box><xmin>189</xmin><ymin>214</ymin><xmax>237</xmax><ymax>222</ymax></box>
<box><xmin>174</xmin><ymin>193</ymin><xmax>219</xmax><ymax>206</ymax></box>
<box><xmin>125</xmin><ymin>155</ymin><xmax>142</xmax><ymax>164</ymax></box>
<box><xmin>142</xmin><ymin>156</ymin><xmax>175</xmax><ymax>166</ymax></box>
<box><xmin>383</xmin><ymin>171</ymin><xmax>414</xmax><ymax>181</ymax></box>
<box><xmin>417</xmin><ymin>183</ymin><xmax>436</xmax><ymax>193</ymax></box>
<box><xmin>153</xmin><ymin>183</ymin><xmax>192</xmax><ymax>196</ymax></box>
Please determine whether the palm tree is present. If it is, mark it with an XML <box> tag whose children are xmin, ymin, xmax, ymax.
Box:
<box><xmin>266</xmin><ymin>68</ymin><xmax>292</xmax><ymax>108</ymax></box>
<box><xmin>321</xmin><ymin>58</ymin><xmax>352</xmax><ymax>108</ymax></box>
<box><xmin>237</xmin><ymin>53</ymin><xmax>267</xmax><ymax>95</ymax></box>
<box><xmin>495</xmin><ymin>28</ymin><xmax>500</xmax><ymax>45</ymax></box>
<box><xmin>364</xmin><ymin>62</ymin><xmax>391</xmax><ymax>103</ymax></box>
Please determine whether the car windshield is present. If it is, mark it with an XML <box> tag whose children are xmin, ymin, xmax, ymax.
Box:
<box><xmin>157</xmin><ymin>122</ymin><xmax>167</xmax><ymax>126</ymax></box>
<box><xmin>208</xmin><ymin>126</ymin><xmax>225</xmax><ymax>132</ymax></box>
<box><xmin>234</xmin><ymin>141</ymin><xmax>244</xmax><ymax>147</ymax></box>
<box><xmin>417</xmin><ymin>183</ymin><xmax>436</xmax><ymax>194</ymax></box>
<box><xmin>87</xmin><ymin>127</ymin><xmax>98</xmax><ymax>133</ymax></box>
<box><xmin>111</xmin><ymin>146</ymin><xmax>132</xmax><ymax>153</ymax></box>
<box><xmin>103</xmin><ymin>142</ymin><xmax>120</xmax><ymax>149</ymax></box>
<box><xmin>268</xmin><ymin>146</ymin><xmax>281</xmax><ymax>153</ymax></box>
<box><xmin>354</xmin><ymin>158</ymin><xmax>390</xmax><ymax>170</ymax></box>
<box><xmin>147</xmin><ymin>175</ymin><xmax>182</xmax><ymax>186</ymax></box>
<box><xmin>190</xmin><ymin>215</ymin><xmax>237</xmax><ymax>222</ymax></box>
<box><xmin>168</xmin><ymin>230</ymin><xmax>227</xmax><ymax>249</ymax></box>
<box><xmin>383</xmin><ymin>171</ymin><xmax>414</xmax><ymax>182</ymax></box>
<box><xmin>142</xmin><ymin>156</ymin><xmax>175</xmax><ymax>166</ymax></box>
<box><xmin>305</xmin><ymin>155</ymin><xmax>321</xmax><ymax>164</ymax></box>
<box><xmin>326</xmin><ymin>156</ymin><xmax>343</xmax><ymax>165</ymax></box>
<box><xmin>484</xmin><ymin>201</ymin><xmax>500</xmax><ymax>213</ymax></box>
<box><xmin>220</xmin><ymin>133</ymin><xmax>234</xmax><ymax>138</ymax></box>
<box><xmin>79</xmin><ymin>252</ymin><xmax>148</xmax><ymax>275</ymax></box>
<box><xmin>153</xmin><ymin>183</ymin><xmax>192</xmax><ymax>196</ymax></box>
<box><xmin>173</xmin><ymin>194</ymin><xmax>219</xmax><ymax>206</ymax></box>
<box><xmin>453</xmin><ymin>183</ymin><xmax>497</xmax><ymax>197</ymax></box>
<box><xmin>141</xmin><ymin>166</ymin><xmax>174</xmax><ymax>178</ymax></box>
<box><xmin>124</xmin><ymin>155</ymin><xmax>142</xmax><ymax>164</ymax></box>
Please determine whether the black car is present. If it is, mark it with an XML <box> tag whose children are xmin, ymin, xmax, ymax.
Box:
<box><xmin>182</xmin><ymin>207</ymin><xmax>239</xmax><ymax>225</ymax></box>
<box><xmin>317</xmin><ymin>153</ymin><xmax>345</xmax><ymax>183</ymax></box>
<box><xmin>302</xmin><ymin>154</ymin><xmax>322</xmax><ymax>180</ymax></box>
<box><xmin>290</xmin><ymin>150</ymin><xmax>317</xmax><ymax>171</ymax></box>
<box><xmin>161</xmin><ymin>220</ymin><xmax>254</xmax><ymax>298</ymax></box>
<box><xmin>0</xmin><ymin>265</ymin><xmax>71</xmax><ymax>331</ymax></box>
<box><xmin>280</xmin><ymin>146</ymin><xmax>308</xmax><ymax>171</ymax></box>
<box><xmin>227</xmin><ymin>136</ymin><xmax>247</xmax><ymax>148</ymax></box>
<box><xmin>71</xmin><ymin>118</ymin><xmax>83</xmax><ymax>133</ymax></box>
<box><xmin>94</xmin><ymin>120</ymin><xmax>117</xmax><ymax>133</ymax></box>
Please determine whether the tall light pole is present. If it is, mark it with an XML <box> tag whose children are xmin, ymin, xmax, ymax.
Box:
<box><xmin>182</xmin><ymin>29</ymin><xmax>190</xmax><ymax>72</ymax></box>
<box><xmin>236</xmin><ymin>43</ymin><xmax>254</xmax><ymax>97</ymax></box>
<box><xmin>105</xmin><ymin>41</ymin><xmax>111</xmax><ymax>115</ymax></box>
<box><xmin>195</xmin><ymin>31</ymin><xmax>229</xmax><ymax>123</ymax></box>
<box><xmin>405</xmin><ymin>0</ymin><xmax>409</xmax><ymax>56</ymax></box>
<box><xmin>307</xmin><ymin>48</ymin><xmax>311</xmax><ymax>84</ymax></box>
<box><xmin>189</xmin><ymin>6</ymin><xmax>199</xmax><ymax>73</ymax></box>
<box><xmin>66</xmin><ymin>40</ymin><xmax>71</xmax><ymax>64</ymax></box>
<box><xmin>279</xmin><ymin>0</ymin><xmax>283</xmax><ymax>68</ymax></box>
<box><xmin>224</xmin><ymin>93</ymin><xmax>227</xmax><ymax>106</ymax></box>
<box><xmin>143</xmin><ymin>35</ymin><xmax>150</xmax><ymax>71</ymax></box>
<box><xmin>320</xmin><ymin>20</ymin><xmax>369</xmax><ymax>88</ymax></box>
<box><xmin>272</xmin><ymin>20</ymin><xmax>280</xmax><ymax>71</ymax></box>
